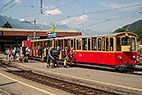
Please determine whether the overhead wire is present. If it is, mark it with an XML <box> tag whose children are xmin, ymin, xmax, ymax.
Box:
<box><xmin>83</xmin><ymin>13</ymin><xmax>142</xmax><ymax>35</ymax></box>
<box><xmin>2</xmin><ymin>2</ymin><xmax>18</xmax><ymax>13</ymax></box>
<box><xmin>51</xmin><ymin>0</ymin><xmax>59</xmax><ymax>5</ymax></box>
<box><xmin>1</xmin><ymin>0</ymin><xmax>21</xmax><ymax>13</ymax></box>
<box><xmin>0</xmin><ymin>0</ymin><xmax>14</xmax><ymax>13</ymax></box>
<box><xmin>53</xmin><ymin>3</ymin><xmax>142</xmax><ymax>23</ymax></box>
<box><xmin>55</xmin><ymin>0</ymin><xmax>79</xmax><ymax>9</ymax></box>
<box><xmin>70</xmin><ymin>12</ymin><xmax>142</xmax><ymax>34</ymax></box>
<box><xmin>86</xmin><ymin>14</ymin><xmax>142</xmax><ymax>28</ymax></box>
<box><xmin>86</xmin><ymin>3</ymin><xmax>142</xmax><ymax>15</ymax></box>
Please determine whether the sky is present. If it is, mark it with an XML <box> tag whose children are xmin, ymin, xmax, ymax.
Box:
<box><xmin>0</xmin><ymin>0</ymin><xmax>142</xmax><ymax>34</ymax></box>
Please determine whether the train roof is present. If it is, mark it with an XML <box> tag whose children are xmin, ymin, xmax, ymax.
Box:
<box><xmin>31</xmin><ymin>32</ymin><xmax>137</xmax><ymax>42</ymax></box>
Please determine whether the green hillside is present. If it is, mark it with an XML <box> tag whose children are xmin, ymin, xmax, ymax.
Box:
<box><xmin>114</xmin><ymin>20</ymin><xmax>142</xmax><ymax>40</ymax></box>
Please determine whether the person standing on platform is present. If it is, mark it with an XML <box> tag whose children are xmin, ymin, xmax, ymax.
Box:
<box><xmin>69</xmin><ymin>47</ymin><xmax>74</xmax><ymax>66</ymax></box>
<box><xmin>8</xmin><ymin>48</ymin><xmax>12</xmax><ymax>62</ymax></box>
<box><xmin>12</xmin><ymin>47</ymin><xmax>17</xmax><ymax>61</ymax></box>
<box><xmin>5</xmin><ymin>48</ymin><xmax>8</xmax><ymax>61</ymax></box>
<box><xmin>48</xmin><ymin>47</ymin><xmax>55</xmax><ymax>68</ymax></box>
<box><xmin>17</xmin><ymin>47</ymin><xmax>23</xmax><ymax>62</ymax></box>
<box><xmin>62</xmin><ymin>47</ymin><xmax>69</xmax><ymax>68</ymax></box>
<box><xmin>46</xmin><ymin>47</ymin><xmax>50</xmax><ymax>67</ymax></box>
<box><xmin>53</xmin><ymin>46</ymin><xmax>60</xmax><ymax>67</ymax></box>
<box><xmin>25</xmin><ymin>47</ymin><xmax>30</xmax><ymax>62</ymax></box>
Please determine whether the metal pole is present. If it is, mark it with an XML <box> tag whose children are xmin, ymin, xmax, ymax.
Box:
<box><xmin>34</xmin><ymin>19</ymin><xmax>36</xmax><ymax>39</ymax></box>
<box><xmin>82</xmin><ymin>23</ymin><xmax>84</xmax><ymax>33</ymax></box>
<box><xmin>40</xmin><ymin>0</ymin><xmax>43</xmax><ymax>14</ymax></box>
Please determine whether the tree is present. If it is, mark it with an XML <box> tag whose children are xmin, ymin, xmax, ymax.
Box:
<box><xmin>134</xmin><ymin>27</ymin><xmax>142</xmax><ymax>41</ymax></box>
<box><xmin>2</xmin><ymin>22</ymin><xmax>12</xmax><ymax>28</ymax></box>
<box><xmin>114</xmin><ymin>28</ymin><xmax>128</xmax><ymax>33</ymax></box>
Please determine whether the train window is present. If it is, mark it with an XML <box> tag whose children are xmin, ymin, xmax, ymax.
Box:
<box><xmin>131</xmin><ymin>38</ymin><xmax>135</xmax><ymax>51</ymax></box>
<box><xmin>32</xmin><ymin>42</ymin><xmax>34</xmax><ymax>49</ymax></box>
<box><xmin>88</xmin><ymin>38</ymin><xmax>91</xmax><ymax>50</ymax></box>
<box><xmin>36</xmin><ymin>42</ymin><xmax>38</xmax><ymax>49</ymax></box>
<box><xmin>65</xmin><ymin>39</ymin><xmax>68</xmax><ymax>47</ymax></box>
<box><xmin>116</xmin><ymin>38</ymin><xmax>121</xmax><ymax>51</ymax></box>
<box><xmin>102</xmin><ymin>37</ymin><xmax>105</xmax><ymax>51</ymax></box>
<box><xmin>110</xmin><ymin>38</ymin><xmax>113</xmax><ymax>51</ymax></box>
<box><xmin>45</xmin><ymin>41</ymin><xmax>47</xmax><ymax>47</ymax></box>
<box><xmin>58</xmin><ymin>40</ymin><xmax>61</xmax><ymax>49</ymax></box>
<box><xmin>53</xmin><ymin>40</ymin><xmax>56</xmax><ymax>49</ymax></box>
<box><xmin>77</xmin><ymin>39</ymin><xmax>81</xmax><ymax>50</ymax></box>
<box><xmin>73</xmin><ymin>39</ymin><xmax>76</xmax><ymax>50</ymax></box>
<box><xmin>98</xmin><ymin>38</ymin><xmax>102</xmax><ymax>51</ymax></box>
<box><xmin>61</xmin><ymin>40</ymin><xmax>63</xmax><ymax>49</ymax></box>
<box><xmin>82</xmin><ymin>38</ymin><xmax>87</xmax><ymax>50</ymax></box>
<box><xmin>76</xmin><ymin>39</ymin><xmax>78</xmax><ymax>50</ymax></box>
<box><xmin>92</xmin><ymin>38</ymin><xmax>97</xmax><ymax>51</ymax></box>
<box><xmin>49</xmin><ymin>41</ymin><xmax>52</xmax><ymax>47</ymax></box>
<box><xmin>47</xmin><ymin>41</ymin><xmax>50</xmax><ymax>47</ymax></box>
<box><xmin>122</xmin><ymin>37</ymin><xmax>130</xmax><ymax>45</ymax></box>
<box><xmin>106</xmin><ymin>38</ymin><xmax>109</xmax><ymax>51</ymax></box>
<box><xmin>39</xmin><ymin>42</ymin><xmax>42</xmax><ymax>47</ymax></box>
<box><xmin>55</xmin><ymin>40</ymin><xmax>58</xmax><ymax>48</ymax></box>
<box><xmin>71</xmin><ymin>40</ymin><xmax>73</xmax><ymax>48</ymax></box>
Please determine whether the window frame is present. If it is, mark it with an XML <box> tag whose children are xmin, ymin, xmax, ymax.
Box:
<box><xmin>82</xmin><ymin>38</ymin><xmax>87</xmax><ymax>50</ymax></box>
<box><xmin>98</xmin><ymin>38</ymin><xmax>102</xmax><ymax>51</ymax></box>
<box><xmin>92</xmin><ymin>37</ymin><xmax>97</xmax><ymax>51</ymax></box>
<box><xmin>131</xmin><ymin>37</ymin><xmax>135</xmax><ymax>51</ymax></box>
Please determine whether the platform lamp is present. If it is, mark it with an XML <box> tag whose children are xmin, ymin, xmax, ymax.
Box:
<box><xmin>33</xmin><ymin>19</ymin><xmax>36</xmax><ymax>39</ymax></box>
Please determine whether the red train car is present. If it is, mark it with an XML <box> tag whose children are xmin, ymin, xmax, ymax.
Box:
<box><xmin>22</xmin><ymin>40</ymin><xmax>31</xmax><ymax>56</ymax></box>
<box><xmin>24</xmin><ymin>32</ymin><xmax>137</xmax><ymax>69</ymax></box>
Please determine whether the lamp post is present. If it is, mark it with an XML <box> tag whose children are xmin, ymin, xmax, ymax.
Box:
<box><xmin>33</xmin><ymin>19</ymin><xmax>36</xmax><ymax>39</ymax></box>
<box><xmin>22</xmin><ymin>19</ymin><xmax>37</xmax><ymax>40</ymax></box>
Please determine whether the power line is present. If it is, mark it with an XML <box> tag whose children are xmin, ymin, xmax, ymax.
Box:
<box><xmin>86</xmin><ymin>3</ymin><xmax>142</xmax><ymax>15</ymax></box>
<box><xmin>55</xmin><ymin>0</ymin><xmax>79</xmax><ymax>9</ymax></box>
<box><xmin>53</xmin><ymin>3</ymin><xmax>142</xmax><ymax>23</ymax></box>
<box><xmin>1</xmin><ymin>0</ymin><xmax>20</xmax><ymax>13</ymax></box>
<box><xmin>2</xmin><ymin>2</ymin><xmax>17</xmax><ymax>13</ymax></box>
<box><xmin>86</xmin><ymin>13</ymin><xmax>142</xmax><ymax>28</ymax></box>
<box><xmin>0</xmin><ymin>0</ymin><xmax>14</xmax><ymax>13</ymax></box>
<box><xmin>51</xmin><ymin>0</ymin><xmax>59</xmax><ymax>5</ymax></box>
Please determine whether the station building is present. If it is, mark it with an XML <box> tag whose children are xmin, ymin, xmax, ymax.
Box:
<box><xmin>0</xmin><ymin>28</ymin><xmax>81</xmax><ymax>51</ymax></box>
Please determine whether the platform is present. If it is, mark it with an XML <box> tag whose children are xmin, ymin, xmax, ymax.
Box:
<box><xmin>1</xmin><ymin>53</ymin><xmax>142</xmax><ymax>95</ymax></box>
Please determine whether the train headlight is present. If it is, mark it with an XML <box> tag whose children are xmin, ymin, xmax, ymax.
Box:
<box><xmin>119</xmin><ymin>56</ymin><xmax>122</xmax><ymax>60</ymax></box>
<box><xmin>133</xmin><ymin>56</ymin><xmax>135</xmax><ymax>59</ymax></box>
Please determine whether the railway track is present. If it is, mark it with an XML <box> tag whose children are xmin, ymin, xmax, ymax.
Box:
<box><xmin>0</xmin><ymin>60</ymin><xmax>142</xmax><ymax>95</ymax></box>
<box><xmin>0</xmin><ymin>61</ymin><xmax>118</xmax><ymax>95</ymax></box>
<box><xmin>7</xmin><ymin>70</ymin><xmax>117</xmax><ymax>95</ymax></box>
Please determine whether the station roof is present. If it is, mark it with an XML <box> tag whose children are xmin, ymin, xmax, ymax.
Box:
<box><xmin>31</xmin><ymin>32</ymin><xmax>137</xmax><ymax>42</ymax></box>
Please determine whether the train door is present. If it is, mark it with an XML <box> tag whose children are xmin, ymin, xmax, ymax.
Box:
<box><xmin>75</xmin><ymin>38</ymin><xmax>82</xmax><ymax>62</ymax></box>
<box><xmin>122</xmin><ymin>36</ymin><xmax>133</xmax><ymax>65</ymax></box>
<box><xmin>87</xmin><ymin>38</ymin><xmax>93</xmax><ymax>63</ymax></box>
<box><xmin>91</xmin><ymin>37</ymin><xmax>98</xmax><ymax>63</ymax></box>
<box><xmin>81</xmin><ymin>38</ymin><xmax>87</xmax><ymax>62</ymax></box>
<box><xmin>107</xmin><ymin>37</ymin><xmax>115</xmax><ymax>65</ymax></box>
<box><xmin>102</xmin><ymin>37</ymin><xmax>106</xmax><ymax>64</ymax></box>
<box><xmin>57</xmin><ymin>39</ymin><xmax>62</xmax><ymax>59</ymax></box>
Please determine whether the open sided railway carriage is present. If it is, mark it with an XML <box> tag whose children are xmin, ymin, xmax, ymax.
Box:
<box><xmin>23</xmin><ymin>32</ymin><xmax>137</xmax><ymax>69</ymax></box>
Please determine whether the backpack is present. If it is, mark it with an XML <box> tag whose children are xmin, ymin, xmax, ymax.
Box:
<box><xmin>67</xmin><ymin>49</ymin><xmax>70</xmax><ymax>56</ymax></box>
<box><xmin>22</xmin><ymin>47</ymin><xmax>26</xmax><ymax>54</ymax></box>
<box><xmin>62</xmin><ymin>49</ymin><xmax>66</xmax><ymax>57</ymax></box>
<box><xmin>12</xmin><ymin>50</ymin><xmax>16</xmax><ymax>55</ymax></box>
<box><xmin>5</xmin><ymin>49</ymin><xmax>8</xmax><ymax>55</ymax></box>
<box><xmin>38</xmin><ymin>47</ymin><xmax>42</xmax><ymax>55</ymax></box>
<box><xmin>9</xmin><ymin>51</ymin><xmax>11</xmax><ymax>55</ymax></box>
<box><xmin>46</xmin><ymin>48</ymin><xmax>49</xmax><ymax>57</ymax></box>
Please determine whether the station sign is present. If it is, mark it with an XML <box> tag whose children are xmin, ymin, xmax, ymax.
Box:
<box><xmin>48</xmin><ymin>24</ymin><xmax>56</xmax><ymax>38</ymax></box>
<box><xmin>48</xmin><ymin>32</ymin><xmax>56</xmax><ymax>38</ymax></box>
